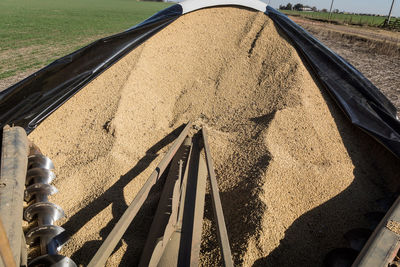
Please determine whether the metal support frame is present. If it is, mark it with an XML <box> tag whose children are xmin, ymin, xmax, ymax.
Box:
<box><xmin>88</xmin><ymin>121</ymin><xmax>193</xmax><ymax>267</ymax></box>
<box><xmin>353</xmin><ymin>196</ymin><xmax>400</xmax><ymax>266</ymax></box>
<box><xmin>0</xmin><ymin>126</ymin><xmax>28</xmax><ymax>267</ymax></box>
<box><xmin>139</xmin><ymin>137</ymin><xmax>194</xmax><ymax>266</ymax></box>
<box><xmin>202</xmin><ymin>128</ymin><xmax>233</xmax><ymax>267</ymax></box>
<box><xmin>88</xmin><ymin>123</ymin><xmax>234</xmax><ymax>266</ymax></box>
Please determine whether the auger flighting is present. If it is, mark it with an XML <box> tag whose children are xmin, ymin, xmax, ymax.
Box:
<box><xmin>23</xmin><ymin>153</ymin><xmax>76</xmax><ymax>267</ymax></box>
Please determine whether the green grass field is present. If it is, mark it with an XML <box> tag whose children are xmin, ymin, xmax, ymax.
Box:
<box><xmin>281</xmin><ymin>10</ymin><xmax>387</xmax><ymax>26</ymax></box>
<box><xmin>0</xmin><ymin>0</ymin><xmax>171</xmax><ymax>82</ymax></box>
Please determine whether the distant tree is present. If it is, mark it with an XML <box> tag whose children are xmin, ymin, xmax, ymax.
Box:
<box><xmin>333</xmin><ymin>9</ymin><xmax>339</xmax><ymax>13</ymax></box>
<box><xmin>293</xmin><ymin>3</ymin><xmax>304</xmax><ymax>10</ymax></box>
<box><xmin>321</xmin><ymin>8</ymin><xmax>328</xmax><ymax>12</ymax></box>
<box><xmin>279</xmin><ymin>3</ymin><xmax>293</xmax><ymax>10</ymax></box>
<box><xmin>311</xmin><ymin>6</ymin><xmax>317</xmax><ymax>12</ymax></box>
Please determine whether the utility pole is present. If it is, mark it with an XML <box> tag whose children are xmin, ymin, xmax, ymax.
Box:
<box><xmin>386</xmin><ymin>0</ymin><xmax>396</xmax><ymax>26</ymax></box>
<box><xmin>328</xmin><ymin>0</ymin><xmax>335</xmax><ymax>21</ymax></box>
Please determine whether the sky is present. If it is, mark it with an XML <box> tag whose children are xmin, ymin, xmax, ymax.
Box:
<box><xmin>266</xmin><ymin>0</ymin><xmax>400</xmax><ymax>17</ymax></box>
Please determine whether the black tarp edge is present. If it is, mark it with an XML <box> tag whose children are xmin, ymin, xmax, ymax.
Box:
<box><xmin>265</xmin><ymin>6</ymin><xmax>400</xmax><ymax>158</ymax></box>
<box><xmin>0</xmin><ymin>4</ymin><xmax>183</xmax><ymax>133</ymax></box>
<box><xmin>0</xmin><ymin>4</ymin><xmax>399</xmax><ymax>158</ymax></box>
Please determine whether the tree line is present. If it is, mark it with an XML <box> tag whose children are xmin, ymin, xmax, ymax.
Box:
<box><xmin>279</xmin><ymin>3</ymin><xmax>335</xmax><ymax>13</ymax></box>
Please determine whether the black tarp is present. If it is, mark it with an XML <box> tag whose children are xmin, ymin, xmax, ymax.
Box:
<box><xmin>0</xmin><ymin>5</ymin><xmax>182</xmax><ymax>133</ymax></box>
<box><xmin>1</xmin><ymin>5</ymin><xmax>399</xmax><ymax>158</ymax></box>
<box><xmin>265</xmin><ymin>7</ymin><xmax>400</xmax><ymax>157</ymax></box>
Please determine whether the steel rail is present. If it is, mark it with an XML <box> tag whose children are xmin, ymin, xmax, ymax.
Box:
<box><xmin>88</xmin><ymin>121</ymin><xmax>192</xmax><ymax>267</ymax></box>
<box><xmin>201</xmin><ymin>128</ymin><xmax>233</xmax><ymax>267</ymax></box>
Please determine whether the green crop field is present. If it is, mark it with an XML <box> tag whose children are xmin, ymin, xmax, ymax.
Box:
<box><xmin>0</xmin><ymin>0</ymin><xmax>171</xmax><ymax>82</ymax></box>
<box><xmin>281</xmin><ymin>10</ymin><xmax>387</xmax><ymax>26</ymax></box>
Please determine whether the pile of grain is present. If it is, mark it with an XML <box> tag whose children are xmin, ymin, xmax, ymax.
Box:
<box><xmin>29</xmin><ymin>7</ymin><xmax>400</xmax><ymax>266</ymax></box>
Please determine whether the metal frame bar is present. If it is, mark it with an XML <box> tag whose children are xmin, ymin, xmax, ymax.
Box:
<box><xmin>0</xmin><ymin>126</ymin><xmax>28</xmax><ymax>267</ymax></box>
<box><xmin>88</xmin><ymin>121</ymin><xmax>192</xmax><ymax>267</ymax></box>
<box><xmin>88</xmin><ymin>124</ymin><xmax>234</xmax><ymax>266</ymax></box>
<box><xmin>139</xmin><ymin>137</ymin><xmax>193</xmax><ymax>266</ymax></box>
<box><xmin>201</xmin><ymin>128</ymin><xmax>233</xmax><ymax>267</ymax></box>
<box><xmin>353</xmin><ymin>196</ymin><xmax>400</xmax><ymax>266</ymax></box>
<box><xmin>188</xmin><ymin>146</ymin><xmax>207</xmax><ymax>266</ymax></box>
<box><xmin>177</xmin><ymin>136</ymin><xmax>207</xmax><ymax>266</ymax></box>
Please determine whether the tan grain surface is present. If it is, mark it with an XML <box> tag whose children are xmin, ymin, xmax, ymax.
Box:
<box><xmin>387</xmin><ymin>220</ymin><xmax>400</xmax><ymax>235</ymax></box>
<box><xmin>29</xmin><ymin>7</ymin><xmax>400</xmax><ymax>266</ymax></box>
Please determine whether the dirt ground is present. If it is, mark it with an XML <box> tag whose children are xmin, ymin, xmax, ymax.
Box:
<box><xmin>27</xmin><ymin>7</ymin><xmax>400</xmax><ymax>267</ymax></box>
<box><xmin>290</xmin><ymin>16</ymin><xmax>400</xmax><ymax>117</ymax></box>
<box><xmin>290</xmin><ymin>16</ymin><xmax>400</xmax><ymax>44</ymax></box>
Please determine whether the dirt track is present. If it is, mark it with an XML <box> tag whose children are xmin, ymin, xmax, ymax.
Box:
<box><xmin>291</xmin><ymin>16</ymin><xmax>400</xmax><ymax>45</ymax></box>
<box><xmin>290</xmin><ymin>16</ymin><xmax>400</xmax><ymax>117</ymax></box>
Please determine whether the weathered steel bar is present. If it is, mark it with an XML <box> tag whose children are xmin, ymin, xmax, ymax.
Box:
<box><xmin>0</xmin><ymin>126</ymin><xmax>28</xmax><ymax>267</ymax></box>
<box><xmin>188</xmin><ymin>147</ymin><xmax>207</xmax><ymax>266</ymax></box>
<box><xmin>353</xmin><ymin>196</ymin><xmax>400</xmax><ymax>266</ymax></box>
<box><xmin>156</xmin><ymin>140</ymin><xmax>193</xmax><ymax>267</ymax></box>
<box><xmin>139</xmin><ymin>137</ymin><xmax>193</xmax><ymax>266</ymax></box>
<box><xmin>177</xmin><ymin>136</ymin><xmax>206</xmax><ymax>266</ymax></box>
<box><xmin>88</xmin><ymin>121</ymin><xmax>192</xmax><ymax>267</ymax></box>
<box><xmin>201</xmin><ymin>128</ymin><xmax>234</xmax><ymax>267</ymax></box>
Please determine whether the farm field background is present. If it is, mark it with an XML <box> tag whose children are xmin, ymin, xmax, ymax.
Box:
<box><xmin>289</xmin><ymin>16</ymin><xmax>400</xmax><ymax>116</ymax></box>
<box><xmin>0</xmin><ymin>0</ymin><xmax>171</xmax><ymax>87</ymax></box>
<box><xmin>281</xmin><ymin>10</ymin><xmax>387</xmax><ymax>26</ymax></box>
